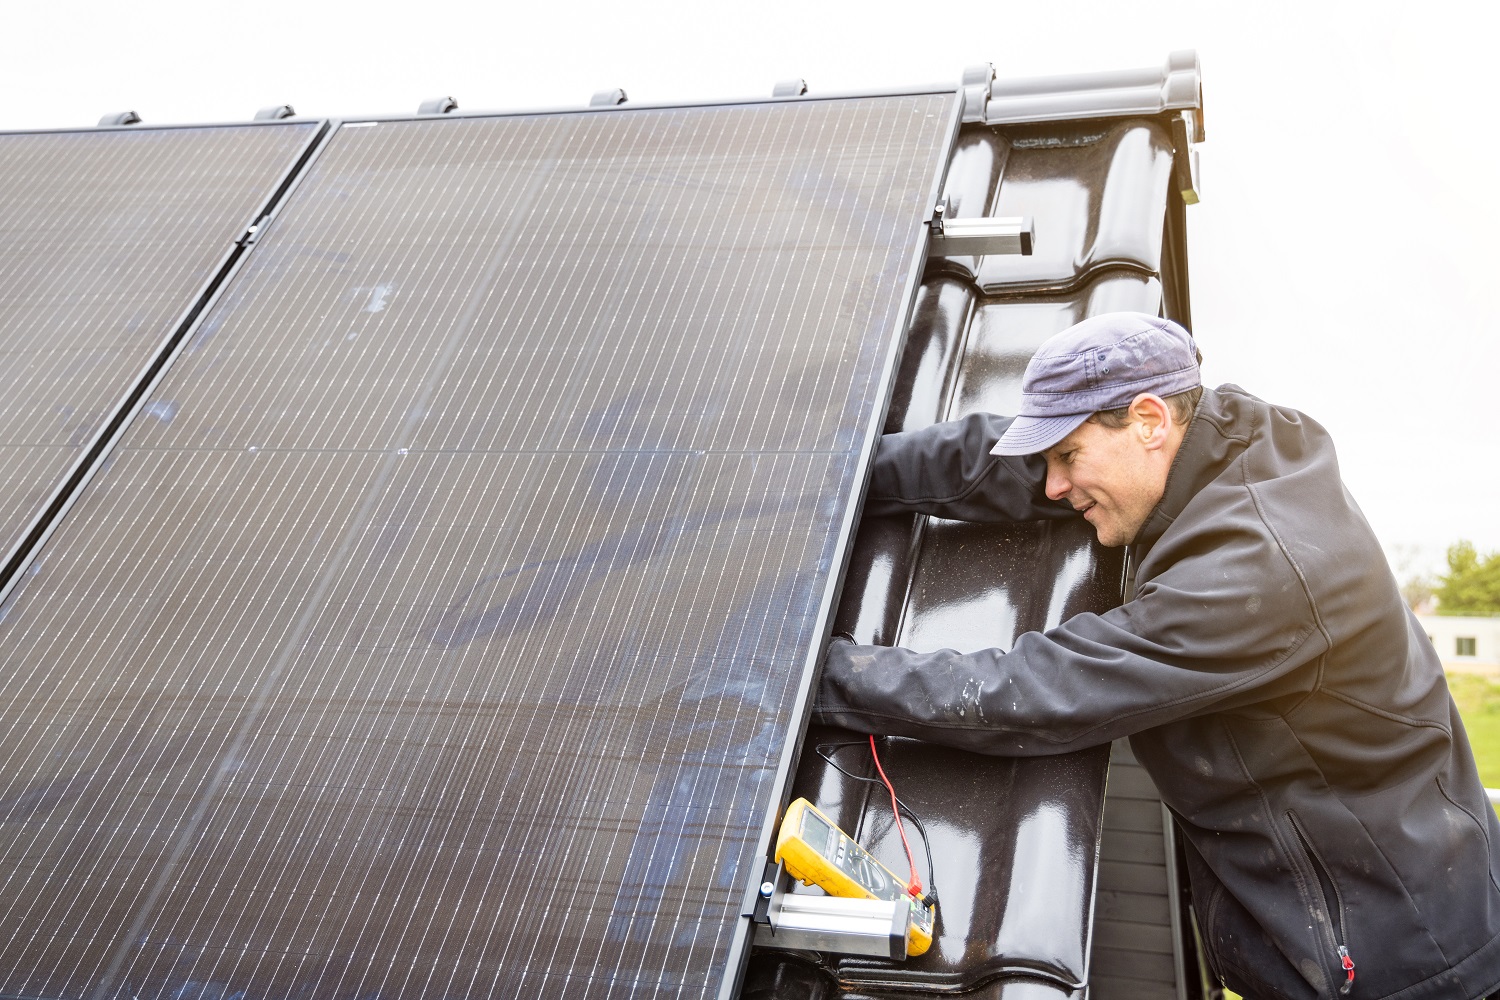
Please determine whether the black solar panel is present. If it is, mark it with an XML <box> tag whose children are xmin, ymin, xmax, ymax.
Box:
<box><xmin>0</xmin><ymin>122</ymin><xmax>321</xmax><ymax>563</ymax></box>
<box><xmin>0</xmin><ymin>95</ymin><xmax>956</xmax><ymax>999</ymax></box>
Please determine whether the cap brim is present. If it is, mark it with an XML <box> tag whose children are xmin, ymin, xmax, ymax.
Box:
<box><xmin>990</xmin><ymin>412</ymin><xmax>1091</xmax><ymax>457</ymax></box>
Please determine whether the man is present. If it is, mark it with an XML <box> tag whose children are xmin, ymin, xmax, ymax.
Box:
<box><xmin>814</xmin><ymin>312</ymin><xmax>1500</xmax><ymax>1000</ymax></box>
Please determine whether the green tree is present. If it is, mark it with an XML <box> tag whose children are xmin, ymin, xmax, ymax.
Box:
<box><xmin>1435</xmin><ymin>541</ymin><xmax>1500</xmax><ymax>616</ymax></box>
<box><xmin>1389</xmin><ymin>542</ymin><xmax>1437</xmax><ymax>611</ymax></box>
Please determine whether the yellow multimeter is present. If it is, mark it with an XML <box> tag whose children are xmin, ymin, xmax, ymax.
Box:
<box><xmin>774</xmin><ymin>797</ymin><xmax>935</xmax><ymax>956</ymax></box>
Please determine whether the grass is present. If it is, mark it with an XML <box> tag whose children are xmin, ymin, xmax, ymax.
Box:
<box><xmin>1449</xmin><ymin>671</ymin><xmax>1500</xmax><ymax>790</ymax></box>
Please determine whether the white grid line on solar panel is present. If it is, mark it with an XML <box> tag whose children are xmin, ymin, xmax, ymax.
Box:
<box><xmin>492</xmin><ymin>110</ymin><xmax>720</xmax><ymax>993</ymax></box>
<box><xmin>261</xmin><ymin>115</ymin><xmax>729</xmax><ymax>995</ymax></box>
<box><xmin>244</xmin><ymin>121</ymin><xmax>597</xmax><ymax>995</ymax></box>
<box><xmin>66</xmin><ymin>115</ymin><xmax>651</xmax><ymax>995</ymax></box>
<box><xmin>0</xmin><ymin>364</ymin><xmax>273</xmax><ymax>983</ymax></box>
<box><xmin>537</xmin><ymin>110</ymin><xmax>788</xmax><ymax>993</ymax></box>
<box><xmin>691</xmin><ymin>100</ymin><xmax>914</xmax><ymax>978</ymax></box>
<box><xmin>543</xmin><ymin>106</ymin><xmax>807</xmax><ymax>462</ymax></box>
<box><xmin>99</xmin><ymin>121</ymin><xmax>570</xmax><ymax>995</ymax></box>
<box><xmin>0</xmin><ymin>452</ymin><xmax>201</xmax><ymax>989</ymax></box>
<box><xmin>286</xmin><ymin>119</ymin><xmax>621</xmax><ymax>1000</ymax></box>
<box><xmin>0</xmin><ymin>125</ymin><xmax>314</xmax><ymax>548</ymax></box>
<box><xmin>0</xmin><ymin>130</ymin><xmax>195</xmax><ymax>454</ymax></box>
<box><xmin>346</xmin><ymin>111</ymin><xmax>627</xmax><ymax>1000</ymax></box>
<box><xmin>701</xmin><ymin>106</ymin><xmax>852</xmax><ymax>459</ymax></box>
<box><xmin>2</xmin><ymin>121</ymin><xmax>633</xmax><ymax>989</ymax></box>
<box><xmin>402</xmin><ymin>109</ymin><xmax>750</xmax><ymax>995</ymax></box>
<box><xmin>579</xmin><ymin>103</ymin><xmax>846</xmax><ymax>983</ymax></box>
<box><xmin>586</xmin><ymin>103</ymin><xmax>854</xmax><ymax>989</ymax></box>
<box><xmin>644</xmin><ymin>97</ymin><xmax>943</xmax><ymax>991</ymax></box>
<box><xmin>603</xmin><ymin>97</ymin><xmax>930</xmax><ymax>989</ymax></box>
<box><xmin>0</xmin><ymin>95</ymin><xmax>948</xmax><ymax>1000</ymax></box>
<box><xmin>21</xmin><ymin>452</ymin><xmax>331</xmax><ymax>995</ymax></box>
<box><xmin>0</xmin><ymin>127</ymin><xmax>292</xmax><ymax>434</ymax></box>
<box><xmin>17</xmin><ymin>117</ymin><xmax>864</xmax><ymax>995</ymax></box>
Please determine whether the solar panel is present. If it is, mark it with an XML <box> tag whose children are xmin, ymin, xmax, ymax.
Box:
<box><xmin>0</xmin><ymin>95</ymin><xmax>956</xmax><ymax>1000</ymax></box>
<box><xmin>0</xmin><ymin>122</ymin><xmax>322</xmax><ymax>567</ymax></box>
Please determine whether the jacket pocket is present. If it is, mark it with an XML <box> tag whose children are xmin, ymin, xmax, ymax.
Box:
<box><xmin>1288</xmin><ymin>811</ymin><xmax>1356</xmax><ymax>996</ymax></box>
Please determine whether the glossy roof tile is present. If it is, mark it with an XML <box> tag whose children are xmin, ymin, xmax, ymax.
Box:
<box><xmin>749</xmin><ymin>106</ymin><xmax>1183</xmax><ymax>998</ymax></box>
<box><xmin>958</xmin><ymin>122</ymin><xmax>1175</xmax><ymax>295</ymax></box>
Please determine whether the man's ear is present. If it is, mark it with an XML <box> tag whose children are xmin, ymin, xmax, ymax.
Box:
<box><xmin>1128</xmin><ymin>393</ymin><xmax>1172</xmax><ymax>450</ymax></box>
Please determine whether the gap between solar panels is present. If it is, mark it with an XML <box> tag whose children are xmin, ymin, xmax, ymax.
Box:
<box><xmin>0</xmin><ymin>122</ymin><xmax>331</xmax><ymax>614</ymax></box>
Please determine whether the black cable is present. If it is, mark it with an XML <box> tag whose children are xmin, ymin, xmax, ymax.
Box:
<box><xmin>814</xmin><ymin>741</ymin><xmax>939</xmax><ymax>908</ymax></box>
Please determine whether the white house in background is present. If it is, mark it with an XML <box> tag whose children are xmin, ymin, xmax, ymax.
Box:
<box><xmin>1418</xmin><ymin>613</ymin><xmax>1500</xmax><ymax>667</ymax></box>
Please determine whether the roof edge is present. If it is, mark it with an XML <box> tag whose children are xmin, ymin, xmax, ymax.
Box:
<box><xmin>978</xmin><ymin>50</ymin><xmax>1203</xmax><ymax>134</ymax></box>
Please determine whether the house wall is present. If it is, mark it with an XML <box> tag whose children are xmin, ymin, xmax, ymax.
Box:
<box><xmin>1418</xmin><ymin>613</ymin><xmax>1500</xmax><ymax>667</ymax></box>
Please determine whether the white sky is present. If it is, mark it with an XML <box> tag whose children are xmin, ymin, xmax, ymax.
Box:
<box><xmin>5</xmin><ymin>0</ymin><xmax>1496</xmax><ymax>578</ymax></box>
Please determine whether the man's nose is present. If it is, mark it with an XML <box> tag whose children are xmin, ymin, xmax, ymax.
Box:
<box><xmin>1045</xmin><ymin>465</ymin><xmax>1070</xmax><ymax>501</ymax></box>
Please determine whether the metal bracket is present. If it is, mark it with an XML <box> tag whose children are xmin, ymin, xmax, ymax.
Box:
<box><xmin>742</xmin><ymin>858</ymin><xmax>781</xmax><ymax>925</ymax></box>
<box><xmin>589</xmin><ymin>88</ymin><xmax>628</xmax><ymax>107</ymax></box>
<box><xmin>772</xmin><ymin>79</ymin><xmax>808</xmax><ymax>98</ymax></box>
<box><xmin>255</xmin><ymin>104</ymin><xmax>297</xmax><ymax>121</ymax></box>
<box><xmin>236</xmin><ymin>213</ymin><xmax>272</xmax><ymax>248</ymax></box>
<box><xmin>747</xmin><ymin>859</ymin><xmax>910</xmax><ymax>959</ymax></box>
<box><xmin>417</xmin><ymin>96</ymin><xmax>458</xmax><ymax>115</ymax></box>
<box><xmin>1169</xmin><ymin>112</ymin><xmax>1202</xmax><ymax>205</ymax></box>
<box><xmin>98</xmin><ymin>111</ymin><xmax>141</xmax><ymax>127</ymax></box>
<box><xmin>927</xmin><ymin>198</ymin><xmax>1033</xmax><ymax>257</ymax></box>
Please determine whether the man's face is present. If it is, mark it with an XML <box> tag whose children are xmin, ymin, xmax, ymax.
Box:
<box><xmin>1042</xmin><ymin>417</ymin><xmax>1170</xmax><ymax>547</ymax></box>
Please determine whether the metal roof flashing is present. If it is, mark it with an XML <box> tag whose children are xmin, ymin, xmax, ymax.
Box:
<box><xmin>983</xmin><ymin>49</ymin><xmax>1204</xmax><ymax>134</ymax></box>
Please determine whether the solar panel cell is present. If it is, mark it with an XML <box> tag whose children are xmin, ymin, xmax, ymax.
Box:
<box><xmin>0</xmin><ymin>123</ymin><xmax>321</xmax><ymax>561</ymax></box>
<box><xmin>0</xmin><ymin>96</ymin><xmax>956</xmax><ymax>999</ymax></box>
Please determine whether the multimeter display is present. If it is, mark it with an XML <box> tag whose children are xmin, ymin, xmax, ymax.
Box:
<box><xmin>801</xmin><ymin>808</ymin><xmax>895</xmax><ymax>893</ymax></box>
<box><xmin>801</xmin><ymin>807</ymin><xmax>837</xmax><ymax>858</ymax></box>
<box><xmin>775</xmin><ymin>797</ymin><xmax>934</xmax><ymax>956</ymax></box>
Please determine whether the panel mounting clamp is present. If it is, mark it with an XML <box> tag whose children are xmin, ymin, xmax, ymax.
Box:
<box><xmin>746</xmin><ymin>860</ymin><xmax>911</xmax><ymax>959</ymax></box>
<box><xmin>589</xmin><ymin>88</ymin><xmax>628</xmax><ymax>107</ymax></box>
<box><xmin>236</xmin><ymin>213</ymin><xmax>272</xmax><ymax>247</ymax></box>
<box><xmin>927</xmin><ymin>197</ymin><xmax>1032</xmax><ymax>257</ymax></box>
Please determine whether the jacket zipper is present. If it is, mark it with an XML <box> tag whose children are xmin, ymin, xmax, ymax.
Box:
<box><xmin>1290</xmin><ymin>814</ymin><xmax>1355</xmax><ymax>995</ymax></box>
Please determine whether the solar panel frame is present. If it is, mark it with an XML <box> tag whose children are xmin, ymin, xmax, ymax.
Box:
<box><xmin>707</xmin><ymin>91</ymin><xmax>959</xmax><ymax>998</ymax></box>
<box><xmin>0</xmin><ymin>92</ymin><xmax>962</xmax><ymax>1000</ymax></box>
<box><xmin>0</xmin><ymin>119</ymin><xmax>330</xmax><ymax>596</ymax></box>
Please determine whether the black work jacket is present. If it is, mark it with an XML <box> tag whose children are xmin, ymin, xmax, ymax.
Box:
<box><xmin>815</xmin><ymin>385</ymin><xmax>1500</xmax><ymax>1000</ymax></box>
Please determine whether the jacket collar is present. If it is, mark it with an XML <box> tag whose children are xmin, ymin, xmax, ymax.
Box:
<box><xmin>1131</xmin><ymin>385</ymin><xmax>1248</xmax><ymax>555</ymax></box>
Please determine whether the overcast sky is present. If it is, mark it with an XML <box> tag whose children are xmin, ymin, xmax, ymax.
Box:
<box><xmin>5</xmin><ymin>0</ymin><xmax>1494</xmax><ymax>579</ymax></box>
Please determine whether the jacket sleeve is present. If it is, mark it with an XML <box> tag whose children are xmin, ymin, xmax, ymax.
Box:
<box><xmin>864</xmin><ymin>412</ymin><xmax>1077</xmax><ymax>523</ymax></box>
<box><xmin>814</xmin><ymin>522</ymin><xmax>1327</xmax><ymax>754</ymax></box>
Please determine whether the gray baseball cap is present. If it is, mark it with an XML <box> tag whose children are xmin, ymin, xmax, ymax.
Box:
<box><xmin>991</xmin><ymin>312</ymin><xmax>1200</xmax><ymax>457</ymax></box>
